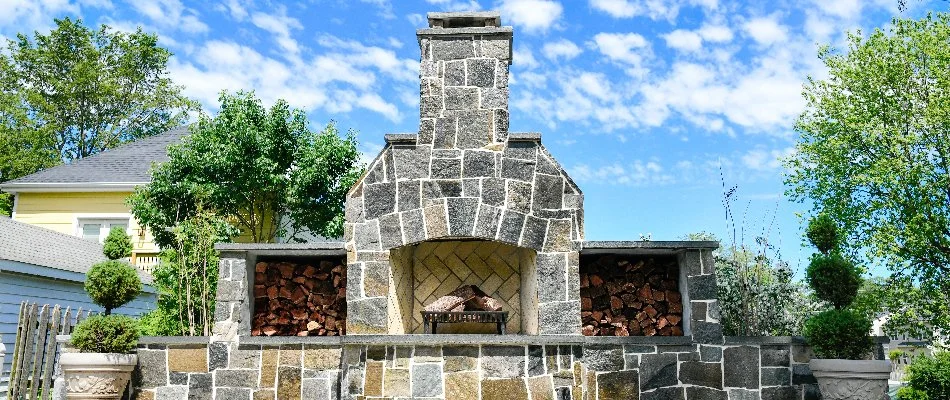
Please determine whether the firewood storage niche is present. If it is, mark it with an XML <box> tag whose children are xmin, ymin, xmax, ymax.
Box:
<box><xmin>251</xmin><ymin>256</ymin><xmax>347</xmax><ymax>336</ymax></box>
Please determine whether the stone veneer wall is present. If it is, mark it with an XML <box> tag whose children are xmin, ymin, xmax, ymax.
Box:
<box><xmin>128</xmin><ymin>336</ymin><xmax>835</xmax><ymax>400</ymax></box>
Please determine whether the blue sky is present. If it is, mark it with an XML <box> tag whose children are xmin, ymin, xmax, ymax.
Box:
<box><xmin>1</xmin><ymin>0</ymin><xmax>944</xmax><ymax>276</ymax></box>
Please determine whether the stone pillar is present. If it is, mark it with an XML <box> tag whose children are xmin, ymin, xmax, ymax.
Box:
<box><xmin>212</xmin><ymin>251</ymin><xmax>251</xmax><ymax>341</ymax></box>
<box><xmin>418</xmin><ymin>11</ymin><xmax>512</xmax><ymax>147</ymax></box>
<box><xmin>679</xmin><ymin>249</ymin><xmax>723</xmax><ymax>344</ymax></box>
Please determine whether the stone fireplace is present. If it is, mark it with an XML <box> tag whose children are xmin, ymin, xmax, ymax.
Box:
<box><xmin>343</xmin><ymin>12</ymin><xmax>584</xmax><ymax>335</ymax></box>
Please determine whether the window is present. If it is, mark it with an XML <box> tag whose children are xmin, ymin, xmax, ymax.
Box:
<box><xmin>77</xmin><ymin>219</ymin><xmax>130</xmax><ymax>243</ymax></box>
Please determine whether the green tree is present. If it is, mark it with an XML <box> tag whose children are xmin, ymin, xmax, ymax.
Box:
<box><xmin>0</xmin><ymin>18</ymin><xmax>196</xmax><ymax>215</ymax></box>
<box><xmin>786</xmin><ymin>13</ymin><xmax>950</xmax><ymax>343</ymax></box>
<box><xmin>103</xmin><ymin>226</ymin><xmax>133</xmax><ymax>260</ymax></box>
<box><xmin>129</xmin><ymin>91</ymin><xmax>363</xmax><ymax>246</ymax></box>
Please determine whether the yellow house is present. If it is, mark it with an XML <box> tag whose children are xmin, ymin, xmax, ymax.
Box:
<box><xmin>0</xmin><ymin>127</ymin><xmax>189</xmax><ymax>271</ymax></box>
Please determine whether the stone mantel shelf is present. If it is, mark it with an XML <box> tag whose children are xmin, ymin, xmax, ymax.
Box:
<box><xmin>212</xmin><ymin>241</ymin><xmax>719</xmax><ymax>253</ymax></box>
<box><xmin>236</xmin><ymin>334</ymin><xmax>695</xmax><ymax>347</ymax></box>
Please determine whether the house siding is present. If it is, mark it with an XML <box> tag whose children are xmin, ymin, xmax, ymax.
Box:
<box><xmin>12</xmin><ymin>191</ymin><xmax>160</xmax><ymax>256</ymax></box>
<box><xmin>0</xmin><ymin>270</ymin><xmax>155</xmax><ymax>382</ymax></box>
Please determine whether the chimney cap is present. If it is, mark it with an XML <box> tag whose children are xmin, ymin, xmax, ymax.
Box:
<box><xmin>427</xmin><ymin>11</ymin><xmax>501</xmax><ymax>28</ymax></box>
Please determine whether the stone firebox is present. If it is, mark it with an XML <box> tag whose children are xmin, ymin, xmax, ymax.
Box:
<box><xmin>343</xmin><ymin>12</ymin><xmax>583</xmax><ymax>335</ymax></box>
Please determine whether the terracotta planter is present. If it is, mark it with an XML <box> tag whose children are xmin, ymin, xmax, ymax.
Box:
<box><xmin>809</xmin><ymin>358</ymin><xmax>891</xmax><ymax>400</ymax></box>
<box><xmin>60</xmin><ymin>353</ymin><xmax>137</xmax><ymax>399</ymax></box>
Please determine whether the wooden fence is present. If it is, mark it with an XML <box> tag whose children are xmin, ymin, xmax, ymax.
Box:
<box><xmin>7</xmin><ymin>302</ymin><xmax>92</xmax><ymax>400</ymax></box>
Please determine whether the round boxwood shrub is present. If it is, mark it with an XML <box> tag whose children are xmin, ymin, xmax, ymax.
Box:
<box><xmin>806</xmin><ymin>214</ymin><xmax>840</xmax><ymax>254</ymax></box>
<box><xmin>802</xmin><ymin>309</ymin><xmax>874</xmax><ymax>359</ymax></box>
<box><xmin>70</xmin><ymin>315</ymin><xmax>139</xmax><ymax>353</ymax></box>
<box><xmin>806</xmin><ymin>253</ymin><xmax>863</xmax><ymax>309</ymax></box>
<box><xmin>897</xmin><ymin>352</ymin><xmax>950</xmax><ymax>400</ymax></box>
<box><xmin>85</xmin><ymin>260</ymin><xmax>142</xmax><ymax>315</ymax></box>
<box><xmin>102</xmin><ymin>226</ymin><xmax>133</xmax><ymax>260</ymax></box>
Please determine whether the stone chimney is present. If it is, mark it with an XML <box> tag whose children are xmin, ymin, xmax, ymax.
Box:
<box><xmin>417</xmin><ymin>12</ymin><xmax>512</xmax><ymax>148</ymax></box>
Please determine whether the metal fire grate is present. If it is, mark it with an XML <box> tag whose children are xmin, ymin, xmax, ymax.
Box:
<box><xmin>421</xmin><ymin>311</ymin><xmax>509</xmax><ymax>334</ymax></box>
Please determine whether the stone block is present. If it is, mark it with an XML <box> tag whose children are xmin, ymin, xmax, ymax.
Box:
<box><xmin>494</xmin><ymin>109</ymin><xmax>509</xmax><ymax>138</ymax></box>
<box><xmin>688</xmin><ymin>274</ymin><xmax>717</xmax><ymax>300</ymax></box>
<box><xmin>304</xmin><ymin>346</ymin><xmax>341</xmax><ymax>370</ymax></box>
<box><xmin>761</xmin><ymin>346</ymin><xmax>790</xmax><ymax>367</ymax></box>
<box><xmin>502</xmin><ymin>157</ymin><xmax>535</xmax><ymax>182</ymax></box>
<box><xmin>679</xmin><ymin>361</ymin><xmax>722</xmax><ymax>389</ymax></box>
<box><xmin>497</xmin><ymin>210</ymin><xmax>526</xmax><ymax>245</ymax></box>
<box><xmin>700</xmin><ymin>345</ymin><xmax>723</xmax><ymax>362</ymax></box>
<box><xmin>681</xmin><ymin>251</ymin><xmax>702</xmax><ymax>276</ymax></box>
<box><xmin>445</xmin><ymin>87</ymin><xmax>479</xmax><ymax>110</ymax></box>
<box><xmin>693</xmin><ymin>320</ymin><xmax>724</xmax><ymax>344</ymax></box>
<box><xmin>445</xmin><ymin>371</ymin><xmax>479</xmax><ymax>400</ymax></box>
<box><xmin>363</xmin><ymin>361</ymin><xmax>383</xmax><ymax>396</ymax></box>
<box><xmin>538</xmin><ymin>301</ymin><xmax>581</xmax><ymax>335</ymax></box>
<box><xmin>479</xmin><ymin>38</ymin><xmax>511</xmax><ymax>61</ymax></box>
<box><xmin>467</xmin><ymin>58</ymin><xmax>496</xmax><ymax>87</ymax></box>
<box><xmin>433</xmin><ymin>38</ymin><xmax>475</xmax><ymax>60</ymax></box>
<box><xmin>134</xmin><ymin>349</ymin><xmax>168</xmax><ymax>388</ymax></box>
<box><xmin>423</xmin><ymin>204</ymin><xmax>449</xmax><ymax>238</ymax></box>
<box><xmin>456</xmin><ymin>110</ymin><xmax>491</xmax><ymax>148</ymax></box>
<box><xmin>624</xmin><ymin>345</ymin><xmax>657</xmax><ymax>354</ymax></box>
<box><xmin>354</xmin><ymin>221</ymin><xmax>381</xmax><ymax>252</ymax></box>
<box><xmin>260</xmin><ymin>348</ymin><xmax>278</xmax><ymax>388</ymax></box>
<box><xmin>724</xmin><ymin>346</ymin><xmax>760</xmax><ymax>389</ymax></box>
<box><xmin>686</xmin><ymin>387</ymin><xmax>726</xmax><ymax>400</ymax></box>
<box><xmin>505</xmin><ymin>141</ymin><xmax>538</xmax><ymax>160</ymax></box>
<box><xmin>803</xmin><ymin>384</ymin><xmax>821</xmax><ymax>400</ymax></box>
<box><xmin>583</xmin><ymin>345</ymin><xmax>624</xmax><ymax>372</ymax></box>
<box><xmin>419</xmin><ymin>118</ymin><xmax>435</xmax><ymax>144</ymax></box>
<box><xmin>189</xmin><ymin>372</ymin><xmax>212</xmax><ymax>400</ymax></box>
<box><xmin>445</xmin><ymin>60</ymin><xmax>465</xmax><ymax>86</ymax></box>
<box><xmin>640</xmin><ymin>353</ymin><xmax>678</xmax><ymax>391</ymax></box>
<box><xmin>434</xmin><ymin>116</ymin><xmax>457</xmax><ymax>148</ymax></box>
<box><xmin>345</xmin><ymin>262</ymin><xmax>362</xmax><ymax>300</ymax></box>
<box><xmin>216</xmin><ymin>280</ymin><xmax>242</xmax><ymax>302</ymax></box>
<box><xmin>447</xmin><ymin>197</ymin><xmax>478</xmax><ymax>236</ymax></box>
<box><xmin>411</xmin><ymin>363</ymin><xmax>443</xmax><ymax>397</ymax></box>
<box><xmin>216</xmin><ymin>369</ymin><xmax>259</xmax><ymax>388</ymax></box>
<box><xmin>279</xmin><ymin>345</ymin><xmax>302</xmax><ymax>366</ymax></box>
<box><xmin>444</xmin><ymin>346</ymin><xmax>479</xmax><ymax>372</ymax></box>
<box><xmin>393</xmin><ymin>145</ymin><xmax>431</xmax><ymax>179</ymax></box>
<box><xmin>463</xmin><ymin>178</ymin><xmax>481</xmax><ymax>197</ymax></box>
<box><xmin>761</xmin><ymin>386</ymin><xmax>798</xmax><ymax>400</ymax></box>
<box><xmin>792</xmin><ymin>364</ymin><xmax>816</xmax><ymax>384</ymax></box>
<box><xmin>169</xmin><ymin>372</ymin><xmax>187</xmax><ymax>385</ymax></box>
<box><xmin>463</xmin><ymin>150</ymin><xmax>496</xmax><ymax>177</ymax></box>
<box><xmin>401</xmin><ymin>209</ymin><xmax>426</xmax><ymax>244</ymax></box>
<box><xmin>728</xmin><ymin>389</ymin><xmax>760</xmax><ymax>400</ymax></box>
<box><xmin>155</xmin><ymin>386</ymin><xmax>187</xmax><ymax>400</ymax></box>
<box><xmin>421</xmin><ymin>95</ymin><xmax>442</xmax><ymax>119</ymax></box>
<box><xmin>378</xmin><ymin>213</ymin><xmax>403</xmax><ymax>250</ymax></box>
<box><xmin>543</xmin><ymin>220</ymin><xmax>572</xmax><ymax>253</ymax></box>
<box><xmin>363</xmin><ymin>183</ymin><xmax>396</xmax><ymax>219</ymax></box>
<box><xmin>483</xmin><ymin>346</ymin><xmax>525</xmax><ymax>378</ymax></box>
<box><xmin>520</xmin><ymin>216</ymin><xmax>547</xmax><ymax>250</ymax></box>
<box><xmin>215</xmin><ymin>387</ymin><xmax>250</xmax><ymax>399</ymax></box>
<box><xmin>481</xmin><ymin>87</ymin><xmax>508</xmax><ymax>109</ymax></box>
<box><xmin>301</xmin><ymin>378</ymin><xmax>333</xmax><ymax>400</ymax></box>
<box><xmin>528</xmin><ymin>345</ymin><xmax>545</xmax><ymax>376</ymax></box>
<box><xmin>346</xmin><ymin>297</ymin><xmax>388</xmax><ymax>333</ymax></box>
<box><xmin>414</xmin><ymin>345</ymin><xmax>442</xmax><ymax>361</ymax></box>
<box><xmin>482</xmin><ymin>378</ymin><xmax>528</xmax><ymax>400</ymax></box>
<box><xmin>209</xmin><ymin>342</ymin><xmax>227</xmax><ymax>371</ymax></box>
<box><xmin>533</xmin><ymin>174</ymin><xmax>563</xmax><ymax>210</ymax></box>
<box><xmin>432</xmin><ymin>158</ymin><xmax>462</xmax><ymax>179</ymax></box>
<box><xmin>506</xmin><ymin>180</ymin><xmax>532</xmax><ymax>213</ymax></box>
<box><xmin>383</xmin><ymin>368</ymin><xmax>410</xmax><ymax>397</ymax></box>
<box><xmin>169</xmin><ymin>347</ymin><xmax>207</xmax><ymax>373</ymax></box>
<box><xmin>397</xmin><ymin>180</ymin><xmax>420</xmax><ymax>212</ymax></box>
<box><xmin>474</xmin><ymin>204</ymin><xmax>501</xmax><ymax>239</ymax></box>
<box><xmin>526</xmin><ymin>375</ymin><xmax>553</xmax><ymax>400</ymax></box>
<box><xmin>276</xmin><ymin>367</ymin><xmax>301</xmax><ymax>400</ymax></box>
<box><xmin>423</xmin><ymin>179</ymin><xmax>462</xmax><ymax>199</ymax></box>
<box><xmin>481</xmin><ymin>177</ymin><xmax>505</xmax><ymax>206</ymax></box>
<box><xmin>641</xmin><ymin>387</ymin><xmax>685</xmax><ymax>400</ymax></box>
<box><xmin>761</xmin><ymin>367</ymin><xmax>790</xmax><ymax>386</ymax></box>
<box><xmin>536</xmin><ymin>252</ymin><xmax>566</xmax><ymax>304</ymax></box>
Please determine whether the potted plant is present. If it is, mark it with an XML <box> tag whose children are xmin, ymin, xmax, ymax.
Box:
<box><xmin>60</xmin><ymin>257</ymin><xmax>142</xmax><ymax>399</ymax></box>
<box><xmin>802</xmin><ymin>214</ymin><xmax>890</xmax><ymax>399</ymax></box>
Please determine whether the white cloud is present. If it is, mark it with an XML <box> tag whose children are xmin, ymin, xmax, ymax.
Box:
<box><xmin>359</xmin><ymin>0</ymin><xmax>396</xmax><ymax>19</ymax></box>
<box><xmin>543</xmin><ymin>39</ymin><xmax>582</xmax><ymax>60</ymax></box>
<box><xmin>250</xmin><ymin>10</ymin><xmax>303</xmax><ymax>55</ymax></box>
<box><xmin>569</xmin><ymin>160</ymin><xmax>673</xmax><ymax>186</ymax></box>
<box><xmin>592</xmin><ymin>32</ymin><xmax>651</xmax><ymax>76</ymax></box>
<box><xmin>698</xmin><ymin>24</ymin><xmax>733</xmax><ymax>43</ymax></box>
<box><xmin>513</xmin><ymin>47</ymin><xmax>540</xmax><ymax>69</ymax></box>
<box><xmin>127</xmin><ymin>0</ymin><xmax>208</xmax><ymax>33</ymax></box>
<box><xmin>407</xmin><ymin>13</ymin><xmax>426</xmax><ymax>27</ymax></box>
<box><xmin>588</xmin><ymin>0</ymin><xmax>681</xmax><ymax>21</ymax></box>
<box><xmin>222</xmin><ymin>0</ymin><xmax>248</xmax><ymax>21</ymax></box>
<box><xmin>0</xmin><ymin>0</ymin><xmax>109</xmax><ymax>34</ymax></box>
<box><xmin>663</xmin><ymin>30</ymin><xmax>703</xmax><ymax>52</ymax></box>
<box><xmin>743</xmin><ymin>16</ymin><xmax>788</xmax><ymax>46</ymax></box>
<box><xmin>742</xmin><ymin>147</ymin><xmax>796</xmax><ymax>171</ymax></box>
<box><xmin>425</xmin><ymin>0</ymin><xmax>482</xmax><ymax>11</ymax></box>
<box><xmin>497</xmin><ymin>0</ymin><xmax>563</xmax><ymax>33</ymax></box>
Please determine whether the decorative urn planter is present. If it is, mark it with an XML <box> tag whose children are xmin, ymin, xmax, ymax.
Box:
<box><xmin>809</xmin><ymin>359</ymin><xmax>891</xmax><ymax>400</ymax></box>
<box><xmin>60</xmin><ymin>353</ymin><xmax>137</xmax><ymax>399</ymax></box>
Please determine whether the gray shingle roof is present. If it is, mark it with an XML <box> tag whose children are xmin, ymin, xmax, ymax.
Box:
<box><xmin>2</xmin><ymin>126</ymin><xmax>188</xmax><ymax>186</ymax></box>
<box><xmin>0</xmin><ymin>217</ymin><xmax>152</xmax><ymax>283</ymax></box>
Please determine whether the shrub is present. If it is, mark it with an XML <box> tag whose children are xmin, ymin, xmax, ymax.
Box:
<box><xmin>85</xmin><ymin>260</ymin><xmax>141</xmax><ymax>315</ymax></box>
<box><xmin>806</xmin><ymin>253</ymin><xmax>863</xmax><ymax>309</ymax></box>
<box><xmin>70</xmin><ymin>315</ymin><xmax>138</xmax><ymax>353</ymax></box>
<box><xmin>806</xmin><ymin>214</ymin><xmax>839</xmax><ymax>254</ymax></box>
<box><xmin>102</xmin><ymin>226</ymin><xmax>133</xmax><ymax>260</ymax></box>
<box><xmin>899</xmin><ymin>352</ymin><xmax>950</xmax><ymax>400</ymax></box>
<box><xmin>802</xmin><ymin>309</ymin><xmax>874</xmax><ymax>359</ymax></box>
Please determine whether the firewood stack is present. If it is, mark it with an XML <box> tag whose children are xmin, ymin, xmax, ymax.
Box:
<box><xmin>580</xmin><ymin>255</ymin><xmax>683</xmax><ymax>337</ymax></box>
<box><xmin>251</xmin><ymin>259</ymin><xmax>347</xmax><ymax>336</ymax></box>
<box><xmin>425</xmin><ymin>285</ymin><xmax>503</xmax><ymax>312</ymax></box>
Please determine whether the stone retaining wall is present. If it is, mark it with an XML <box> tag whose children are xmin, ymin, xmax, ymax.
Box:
<box><xmin>128</xmin><ymin>336</ymin><xmax>831</xmax><ymax>400</ymax></box>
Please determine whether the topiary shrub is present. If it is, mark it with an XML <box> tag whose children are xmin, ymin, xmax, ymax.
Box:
<box><xmin>802</xmin><ymin>214</ymin><xmax>873</xmax><ymax>360</ymax></box>
<box><xmin>70</xmin><ymin>315</ymin><xmax>139</xmax><ymax>353</ymax></box>
<box><xmin>806</xmin><ymin>253</ymin><xmax>863</xmax><ymax>309</ymax></box>
<box><xmin>806</xmin><ymin>214</ymin><xmax>839</xmax><ymax>254</ymax></box>
<box><xmin>802</xmin><ymin>309</ymin><xmax>874</xmax><ymax>359</ymax></box>
<box><xmin>898</xmin><ymin>352</ymin><xmax>950</xmax><ymax>400</ymax></box>
<box><xmin>84</xmin><ymin>260</ymin><xmax>141</xmax><ymax>315</ymax></box>
<box><xmin>102</xmin><ymin>226</ymin><xmax>133</xmax><ymax>260</ymax></box>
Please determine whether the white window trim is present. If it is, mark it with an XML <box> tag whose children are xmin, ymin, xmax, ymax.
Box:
<box><xmin>73</xmin><ymin>213</ymin><xmax>132</xmax><ymax>242</ymax></box>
